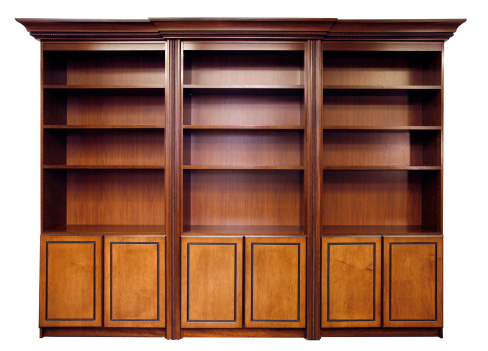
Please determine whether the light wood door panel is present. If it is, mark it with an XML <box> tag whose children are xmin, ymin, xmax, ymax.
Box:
<box><xmin>181</xmin><ymin>237</ymin><xmax>243</xmax><ymax>328</ymax></box>
<box><xmin>322</xmin><ymin>237</ymin><xmax>381</xmax><ymax>328</ymax></box>
<box><xmin>40</xmin><ymin>235</ymin><xmax>102</xmax><ymax>327</ymax></box>
<box><xmin>104</xmin><ymin>236</ymin><xmax>165</xmax><ymax>328</ymax></box>
<box><xmin>384</xmin><ymin>236</ymin><xmax>443</xmax><ymax>327</ymax></box>
<box><xmin>245</xmin><ymin>237</ymin><xmax>306</xmax><ymax>328</ymax></box>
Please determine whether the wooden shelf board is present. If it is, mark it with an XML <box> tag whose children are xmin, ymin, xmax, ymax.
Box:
<box><xmin>183</xmin><ymin>165</ymin><xmax>304</xmax><ymax>170</ymax></box>
<box><xmin>323</xmin><ymin>126</ymin><xmax>441</xmax><ymax>131</ymax></box>
<box><xmin>323</xmin><ymin>166</ymin><xmax>441</xmax><ymax>171</ymax></box>
<box><xmin>183</xmin><ymin>125</ymin><xmax>304</xmax><ymax>130</ymax></box>
<box><xmin>323</xmin><ymin>85</ymin><xmax>441</xmax><ymax>90</ymax></box>
<box><xmin>43</xmin><ymin>225</ymin><xmax>165</xmax><ymax>235</ymax></box>
<box><xmin>323</xmin><ymin>225</ymin><xmax>441</xmax><ymax>236</ymax></box>
<box><xmin>44</xmin><ymin>125</ymin><xmax>165</xmax><ymax>130</ymax></box>
<box><xmin>183</xmin><ymin>225</ymin><xmax>305</xmax><ymax>235</ymax></box>
<box><xmin>43</xmin><ymin>165</ymin><xmax>165</xmax><ymax>170</ymax></box>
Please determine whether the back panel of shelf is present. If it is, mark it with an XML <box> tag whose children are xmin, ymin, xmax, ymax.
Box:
<box><xmin>322</xmin><ymin>170</ymin><xmax>440</xmax><ymax>232</ymax></box>
<box><xmin>183</xmin><ymin>50</ymin><xmax>304</xmax><ymax>86</ymax></box>
<box><xmin>323</xmin><ymin>130</ymin><xmax>440</xmax><ymax>167</ymax></box>
<box><xmin>43</xmin><ymin>169</ymin><xmax>165</xmax><ymax>232</ymax></box>
<box><xmin>323</xmin><ymin>51</ymin><xmax>441</xmax><ymax>87</ymax></box>
<box><xmin>44</xmin><ymin>129</ymin><xmax>165</xmax><ymax>167</ymax></box>
<box><xmin>323</xmin><ymin>90</ymin><xmax>441</xmax><ymax>127</ymax></box>
<box><xmin>183</xmin><ymin>130</ymin><xmax>303</xmax><ymax>168</ymax></box>
<box><xmin>183</xmin><ymin>169</ymin><xmax>304</xmax><ymax>231</ymax></box>
<box><xmin>44</xmin><ymin>91</ymin><xmax>165</xmax><ymax>126</ymax></box>
<box><xmin>43</xmin><ymin>50</ymin><xmax>165</xmax><ymax>86</ymax></box>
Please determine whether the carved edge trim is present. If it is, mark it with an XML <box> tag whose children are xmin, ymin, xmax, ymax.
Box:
<box><xmin>31</xmin><ymin>32</ymin><xmax>162</xmax><ymax>39</ymax></box>
<box><xmin>327</xmin><ymin>32</ymin><xmax>453</xmax><ymax>39</ymax></box>
<box><xmin>30</xmin><ymin>31</ymin><xmax>454</xmax><ymax>40</ymax></box>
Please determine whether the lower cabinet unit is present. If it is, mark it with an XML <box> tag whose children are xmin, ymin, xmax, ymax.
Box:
<box><xmin>40</xmin><ymin>235</ymin><xmax>103</xmax><ymax>327</ymax></box>
<box><xmin>322</xmin><ymin>237</ymin><xmax>381</xmax><ymax>328</ymax></box>
<box><xmin>104</xmin><ymin>236</ymin><xmax>165</xmax><ymax>328</ymax></box>
<box><xmin>181</xmin><ymin>236</ymin><xmax>306</xmax><ymax>329</ymax></box>
<box><xmin>245</xmin><ymin>237</ymin><xmax>306</xmax><ymax>328</ymax></box>
<box><xmin>181</xmin><ymin>237</ymin><xmax>243</xmax><ymax>328</ymax></box>
<box><xmin>384</xmin><ymin>236</ymin><xmax>443</xmax><ymax>328</ymax></box>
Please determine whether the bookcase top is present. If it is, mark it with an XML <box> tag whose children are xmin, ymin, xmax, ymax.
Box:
<box><xmin>16</xmin><ymin>18</ymin><xmax>466</xmax><ymax>41</ymax></box>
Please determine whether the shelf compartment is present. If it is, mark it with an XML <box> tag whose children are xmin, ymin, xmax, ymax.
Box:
<box><xmin>44</xmin><ymin>129</ymin><xmax>165</xmax><ymax>167</ymax></box>
<box><xmin>184</xmin><ymin>170</ymin><xmax>304</xmax><ymax>230</ymax></box>
<box><xmin>43</xmin><ymin>91</ymin><xmax>165</xmax><ymax>126</ymax></box>
<box><xmin>184</xmin><ymin>130</ymin><xmax>303</xmax><ymax>168</ymax></box>
<box><xmin>322</xmin><ymin>225</ymin><xmax>440</xmax><ymax>236</ymax></box>
<box><xmin>322</xmin><ymin>170</ymin><xmax>440</xmax><ymax>230</ymax></box>
<box><xmin>323</xmin><ymin>90</ymin><xmax>441</xmax><ymax>127</ymax></box>
<box><xmin>323</xmin><ymin>51</ymin><xmax>441</xmax><ymax>87</ymax></box>
<box><xmin>323</xmin><ymin>130</ymin><xmax>440</xmax><ymax>168</ymax></box>
<box><xmin>183</xmin><ymin>225</ymin><xmax>305</xmax><ymax>235</ymax></box>
<box><xmin>43</xmin><ymin>225</ymin><xmax>165</xmax><ymax>235</ymax></box>
<box><xmin>43</xmin><ymin>169</ymin><xmax>165</xmax><ymax>233</ymax></box>
<box><xmin>43</xmin><ymin>51</ymin><xmax>165</xmax><ymax>86</ymax></box>
<box><xmin>183</xmin><ymin>91</ymin><xmax>304</xmax><ymax>127</ymax></box>
<box><xmin>183</xmin><ymin>51</ymin><xmax>304</xmax><ymax>86</ymax></box>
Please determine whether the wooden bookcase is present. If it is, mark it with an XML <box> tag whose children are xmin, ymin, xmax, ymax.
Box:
<box><xmin>17</xmin><ymin>17</ymin><xmax>464</xmax><ymax>340</ymax></box>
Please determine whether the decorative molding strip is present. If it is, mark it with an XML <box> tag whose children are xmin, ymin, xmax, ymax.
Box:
<box><xmin>327</xmin><ymin>32</ymin><xmax>453</xmax><ymax>39</ymax></box>
<box><xmin>159</xmin><ymin>31</ymin><xmax>329</xmax><ymax>38</ymax></box>
<box><xmin>31</xmin><ymin>32</ymin><xmax>162</xmax><ymax>40</ymax></box>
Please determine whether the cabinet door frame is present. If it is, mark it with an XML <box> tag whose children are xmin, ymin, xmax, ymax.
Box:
<box><xmin>40</xmin><ymin>235</ymin><xmax>102</xmax><ymax>327</ymax></box>
<box><xmin>104</xmin><ymin>236</ymin><xmax>165</xmax><ymax>328</ymax></box>
<box><xmin>384</xmin><ymin>236</ymin><xmax>443</xmax><ymax>328</ymax></box>
<box><xmin>322</xmin><ymin>236</ymin><xmax>381</xmax><ymax>328</ymax></box>
<box><xmin>181</xmin><ymin>236</ymin><xmax>243</xmax><ymax>328</ymax></box>
<box><xmin>245</xmin><ymin>237</ymin><xmax>306</xmax><ymax>328</ymax></box>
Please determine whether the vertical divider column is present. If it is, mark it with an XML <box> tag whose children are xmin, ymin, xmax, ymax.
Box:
<box><xmin>165</xmin><ymin>39</ymin><xmax>182</xmax><ymax>340</ymax></box>
<box><xmin>308</xmin><ymin>39</ymin><xmax>323</xmax><ymax>340</ymax></box>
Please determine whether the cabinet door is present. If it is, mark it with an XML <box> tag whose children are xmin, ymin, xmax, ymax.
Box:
<box><xmin>181</xmin><ymin>237</ymin><xmax>243</xmax><ymax>328</ymax></box>
<box><xmin>104</xmin><ymin>236</ymin><xmax>165</xmax><ymax>328</ymax></box>
<box><xmin>384</xmin><ymin>236</ymin><xmax>443</xmax><ymax>327</ymax></box>
<box><xmin>245</xmin><ymin>237</ymin><xmax>306</xmax><ymax>328</ymax></box>
<box><xmin>322</xmin><ymin>237</ymin><xmax>381</xmax><ymax>328</ymax></box>
<box><xmin>40</xmin><ymin>235</ymin><xmax>102</xmax><ymax>327</ymax></box>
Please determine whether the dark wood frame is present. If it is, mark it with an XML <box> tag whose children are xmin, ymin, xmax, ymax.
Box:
<box><xmin>17</xmin><ymin>17</ymin><xmax>465</xmax><ymax>340</ymax></box>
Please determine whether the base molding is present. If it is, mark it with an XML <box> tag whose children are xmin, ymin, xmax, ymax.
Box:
<box><xmin>40</xmin><ymin>327</ymin><xmax>442</xmax><ymax>338</ymax></box>
<box><xmin>182</xmin><ymin>328</ymin><xmax>305</xmax><ymax>338</ymax></box>
<box><xmin>321</xmin><ymin>328</ymin><xmax>442</xmax><ymax>338</ymax></box>
<box><xmin>40</xmin><ymin>327</ymin><xmax>166</xmax><ymax>338</ymax></box>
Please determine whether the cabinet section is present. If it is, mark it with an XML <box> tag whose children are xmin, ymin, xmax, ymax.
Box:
<box><xmin>384</xmin><ymin>236</ymin><xmax>443</xmax><ymax>327</ymax></box>
<box><xmin>181</xmin><ymin>237</ymin><xmax>243</xmax><ymax>328</ymax></box>
<box><xmin>104</xmin><ymin>236</ymin><xmax>165</xmax><ymax>328</ymax></box>
<box><xmin>40</xmin><ymin>236</ymin><xmax>102</xmax><ymax>327</ymax></box>
<box><xmin>322</xmin><ymin>237</ymin><xmax>381</xmax><ymax>328</ymax></box>
<box><xmin>245</xmin><ymin>237</ymin><xmax>306</xmax><ymax>328</ymax></box>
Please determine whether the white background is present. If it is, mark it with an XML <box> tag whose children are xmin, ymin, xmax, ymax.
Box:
<box><xmin>0</xmin><ymin>1</ymin><xmax>485</xmax><ymax>350</ymax></box>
